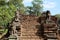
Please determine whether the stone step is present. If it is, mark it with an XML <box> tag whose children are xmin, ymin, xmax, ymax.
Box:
<box><xmin>44</xmin><ymin>28</ymin><xmax>57</xmax><ymax>31</ymax></box>
<box><xmin>20</xmin><ymin>36</ymin><xmax>42</xmax><ymax>39</ymax></box>
<box><xmin>44</xmin><ymin>31</ymin><xmax>56</xmax><ymax>33</ymax></box>
<box><xmin>20</xmin><ymin>39</ymin><xmax>43</xmax><ymax>40</ymax></box>
<box><xmin>21</xmin><ymin>32</ymin><xmax>41</xmax><ymax>36</ymax></box>
<box><xmin>21</xmin><ymin>30</ymin><xmax>38</xmax><ymax>32</ymax></box>
<box><xmin>47</xmin><ymin>38</ymin><xmax>58</xmax><ymax>40</ymax></box>
<box><xmin>22</xmin><ymin>27</ymin><xmax>38</xmax><ymax>30</ymax></box>
<box><xmin>21</xmin><ymin>33</ymin><xmax>38</xmax><ymax>36</ymax></box>
<box><xmin>45</xmin><ymin>34</ymin><xmax>57</xmax><ymax>38</ymax></box>
<box><xmin>47</xmin><ymin>37</ymin><xmax>58</xmax><ymax>39</ymax></box>
<box><xmin>21</xmin><ymin>31</ymin><xmax>38</xmax><ymax>33</ymax></box>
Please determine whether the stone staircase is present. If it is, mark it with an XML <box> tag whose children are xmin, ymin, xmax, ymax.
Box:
<box><xmin>20</xmin><ymin>15</ymin><xmax>43</xmax><ymax>40</ymax></box>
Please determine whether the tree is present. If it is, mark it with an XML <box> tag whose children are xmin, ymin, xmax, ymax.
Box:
<box><xmin>25</xmin><ymin>6</ymin><xmax>34</xmax><ymax>15</ymax></box>
<box><xmin>55</xmin><ymin>14</ymin><xmax>60</xmax><ymax>18</ymax></box>
<box><xmin>55</xmin><ymin>14</ymin><xmax>60</xmax><ymax>24</ymax></box>
<box><xmin>32</xmin><ymin>0</ymin><xmax>43</xmax><ymax>16</ymax></box>
<box><xmin>9</xmin><ymin>0</ymin><xmax>24</xmax><ymax>9</ymax></box>
<box><xmin>9</xmin><ymin>0</ymin><xmax>25</xmax><ymax>14</ymax></box>
<box><xmin>0</xmin><ymin>0</ymin><xmax>24</xmax><ymax>28</ymax></box>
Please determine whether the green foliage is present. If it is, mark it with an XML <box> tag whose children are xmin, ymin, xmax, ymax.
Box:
<box><xmin>0</xmin><ymin>4</ymin><xmax>16</xmax><ymax>28</ymax></box>
<box><xmin>9</xmin><ymin>0</ymin><xmax>24</xmax><ymax>9</ymax></box>
<box><xmin>0</xmin><ymin>0</ymin><xmax>24</xmax><ymax>28</ymax></box>
<box><xmin>32</xmin><ymin>0</ymin><xmax>43</xmax><ymax>16</ymax></box>
<box><xmin>26</xmin><ymin>6</ymin><xmax>33</xmax><ymax>15</ymax></box>
<box><xmin>9</xmin><ymin>0</ymin><xmax>25</xmax><ymax>14</ymax></box>
<box><xmin>25</xmin><ymin>0</ymin><xmax>43</xmax><ymax>16</ymax></box>
<box><xmin>55</xmin><ymin>14</ymin><xmax>60</xmax><ymax>18</ymax></box>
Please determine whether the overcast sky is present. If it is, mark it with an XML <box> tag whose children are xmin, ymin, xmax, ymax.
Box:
<box><xmin>23</xmin><ymin>0</ymin><xmax>60</xmax><ymax>15</ymax></box>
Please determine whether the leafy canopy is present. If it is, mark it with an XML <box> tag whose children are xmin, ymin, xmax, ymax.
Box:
<box><xmin>0</xmin><ymin>0</ymin><xmax>23</xmax><ymax>28</ymax></box>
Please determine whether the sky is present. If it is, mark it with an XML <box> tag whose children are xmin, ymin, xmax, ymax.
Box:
<box><xmin>23</xmin><ymin>0</ymin><xmax>60</xmax><ymax>15</ymax></box>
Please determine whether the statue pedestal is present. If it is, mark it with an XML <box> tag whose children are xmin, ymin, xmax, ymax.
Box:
<box><xmin>8</xmin><ymin>34</ymin><xmax>17</xmax><ymax>40</ymax></box>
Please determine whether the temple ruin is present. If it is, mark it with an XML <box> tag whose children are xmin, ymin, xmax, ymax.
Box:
<box><xmin>1</xmin><ymin>10</ymin><xmax>60</xmax><ymax>40</ymax></box>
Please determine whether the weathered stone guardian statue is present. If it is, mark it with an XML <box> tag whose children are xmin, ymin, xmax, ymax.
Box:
<box><xmin>46</xmin><ymin>10</ymin><xmax>51</xmax><ymax>20</ymax></box>
<box><xmin>37</xmin><ymin>10</ymin><xmax>58</xmax><ymax>40</ymax></box>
